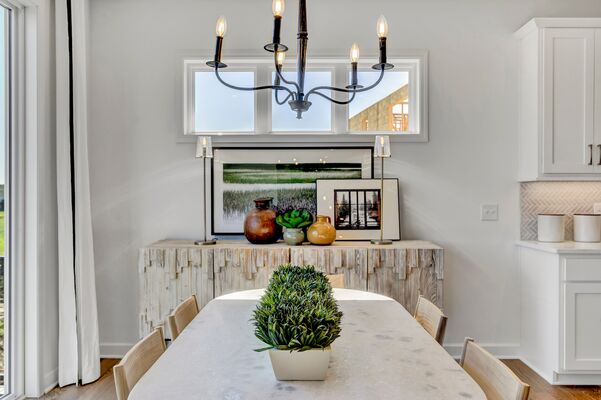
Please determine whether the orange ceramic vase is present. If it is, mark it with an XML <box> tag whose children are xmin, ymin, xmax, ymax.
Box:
<box><xmin>307</xmin><ymin>215</ymin><xmax>336</xmax><ymax>245</ymax></box>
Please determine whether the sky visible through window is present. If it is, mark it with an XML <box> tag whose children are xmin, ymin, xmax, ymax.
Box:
<box><xmin>349</xmin><ymin>71</ymin><xmax>409</xmax><ymax>118</ymax></box>
<box><xmin>195</xmin><ymin>71</ymin><xmax>254</xmax><ymax>132</ymax></box>
<box><xmin>272</xmin><ymin>71</ymin><xmax>331</xmax><ymax>131</ymax></box>
<box><xmin>194</xmin><ymin>69</ymin><xmax>409</xmax><ymax>132</ymax></box>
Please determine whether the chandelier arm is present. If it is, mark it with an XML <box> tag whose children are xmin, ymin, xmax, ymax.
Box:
<box><xmin>214</xmin><ymin>67</ymin><xmax>295</xmax><ymax>98</ymax></box>
<box><xmin>274</xmin><ymin>54</ymin><xmax>301</xmax><ymax>92</ymax></box>
<box><xmin>274</xmin><ymin>88</ymin><xmax>294</xmax><ymax>105</ymax></box>
<box><xmin>305</xmin><ymin>67</ymin><xmax>386</xmax><ymax>100</ymax></box>
<box><xmin>308</xmin><ymin>90</ymin><xmax>357</xmax><ymax>105</ymax></box>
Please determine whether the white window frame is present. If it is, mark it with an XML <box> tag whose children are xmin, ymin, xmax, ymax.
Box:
<box><xmin>0</xmin><ymin>0</ymin><xmax>25</xmax><ymax>399</ymax></box>
<box><xmin>182</xmin><ymin>50</ymin><xmax>428</xmax><ymax>142</ymax></box>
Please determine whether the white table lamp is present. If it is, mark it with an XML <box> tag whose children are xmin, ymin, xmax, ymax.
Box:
<box><xmin>195</xmin><ymin>136</ymin><xmax>216</xmax><ymax>245</ymax></box>
<box><xmin>372</xmin><ymin>135</ymin><xmax>392</xmax><ymax>245</ymax></box>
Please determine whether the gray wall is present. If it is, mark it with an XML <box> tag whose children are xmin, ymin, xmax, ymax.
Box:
<box><xmin>88</xmin><ymin>0</ymin><xmax>601</xmax><ymax>356</ymax></box>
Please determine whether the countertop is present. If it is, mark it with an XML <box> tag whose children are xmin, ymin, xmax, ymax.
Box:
<box><xmin>147</xmin><ymin>239</ymin><xmax>443</xmax><ymax>250</ymax></box>
<box><xmin>517</xmin><ymin>240</ymin><xmax>601</xmax><ymax>254</ymax></box>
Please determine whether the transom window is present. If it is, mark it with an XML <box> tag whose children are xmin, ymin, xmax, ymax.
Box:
<box><xmin>183</xmin><ymin>53</ymin><xmax>427</xmax><ymax>141</ymax></box>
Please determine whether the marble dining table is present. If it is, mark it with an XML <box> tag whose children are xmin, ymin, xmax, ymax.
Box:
<box><xmin>129</xmin><ymin>289</ymin><xmax>486</xmax><ymax>400</ymax></box>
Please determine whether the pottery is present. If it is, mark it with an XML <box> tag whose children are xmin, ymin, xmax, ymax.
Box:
<box><xmin>573</xmin><ymin>214</ymin><xmax>601</xmax><ymax>243</ymax></box>
<box><xmin>244</xmin><ymin>198</ymin><xmax>279</xmax><ymax>244</ymax></box>
<box><xmin>307</xmin><ymin>215</ymin><xmax>336</xmax><ymax>245</ymax></box>
<box><xmin>537</xmin><ymin>214</ymin><xmax>565</xmax><ymax>243</ymax></box>
<box><xmin>283</xmin><ymin>227</ymin><xmax>305</xmax><ymax>246</ymax></box>
<box><xmin>268</xmin><ymin>347</ymin><xmax>331</xmax><ymax>381</ymax></box>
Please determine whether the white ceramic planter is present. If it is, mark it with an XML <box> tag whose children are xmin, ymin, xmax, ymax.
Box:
<box><xmin>268</xmin><ymin>347</ymin><xmax>331</xmax><ymax>381</ymax></box>
<box><xmin>573</xmin><ymin>214</ymin><xmax>601</xmax><ymax>242</ymax></box>
<box><xmin>537</xmin><ymin>214</ymin><xmax>565</xmax><ymax>242</ymax></box>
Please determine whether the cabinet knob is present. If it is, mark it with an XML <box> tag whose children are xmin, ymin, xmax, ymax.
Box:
<box><xmin>597</xmin><ymin>145</ymin><xmax>601</xmax><ymax>166</ymax></box>
<box><xmin>588</xmin><ymin>144</ymin><xmax>593</xmax><ymax>165</ymax></box>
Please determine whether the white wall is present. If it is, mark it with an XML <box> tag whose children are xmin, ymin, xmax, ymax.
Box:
<box><xmin>87</xmin><ymin>0</ymin><xmax>601</xmax><ymax>357</ymax></box>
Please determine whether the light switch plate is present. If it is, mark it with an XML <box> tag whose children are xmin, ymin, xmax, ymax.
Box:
<box><xmin>481</xmin><ymin>204</ymin><xmax>499</xmax><ymax>221</ymax></box>
<box><xmin>594</xmin><ymin>203</ymin><xmax>601</xmax><ymax>215</ymax></box>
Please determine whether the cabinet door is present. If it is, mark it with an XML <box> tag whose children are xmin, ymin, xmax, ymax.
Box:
<box><xmin>563</xmin><ymin>282</ymin><xmax>601</xmax><ymax>370</ymax></box>
<box><xmin>542</xmin><ymin>28</ymin><xmax>595</xmax><ymax>174</ymax></box>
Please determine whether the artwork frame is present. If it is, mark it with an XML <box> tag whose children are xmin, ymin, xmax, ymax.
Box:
<box><xmin>316</xmin><ymin>179</ymin><xmax>401</xmax><ymax>241</ymax></box>
<box><xmin>210</xmin><ymin>147</ymin><xmax>374</xmax><ymax>236</ymax></box>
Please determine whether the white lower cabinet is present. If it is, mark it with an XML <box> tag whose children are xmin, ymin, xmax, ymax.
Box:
<box><xmin>518</xmin><ymin>243</ymin><xmax>601</xmax><ymax>384</ymax></box>
<box><xmin>563</xmin><ymin>282</ymin><xmax>601</xmax><ymax>371</ymax></box>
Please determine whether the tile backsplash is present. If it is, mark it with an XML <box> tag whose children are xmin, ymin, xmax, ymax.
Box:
<box><xmin>521</xmin><ymin>182</ymin><xmax>601</xmax><ymax>240</ymax></box>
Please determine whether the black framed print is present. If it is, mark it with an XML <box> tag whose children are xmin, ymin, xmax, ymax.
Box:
<box><xmin>316</xmin><ymin>178</ymin><xmax>400</xmax><ymax>241</ymax></box>
<box><xmin>211</xmin><ymin>147</ymin><xmax>373</xmax><ymax>235</ymax></box>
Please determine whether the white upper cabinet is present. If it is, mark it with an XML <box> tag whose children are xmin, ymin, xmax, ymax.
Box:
<box><xmin>516</xmin><ymin>19</ymin><xmax>601</xmax><ymax>181</ymax></box>
<box><xmin>542</xmin><ymin>28</ymin><xmax>595</xmax><ymax>174</ymax></box>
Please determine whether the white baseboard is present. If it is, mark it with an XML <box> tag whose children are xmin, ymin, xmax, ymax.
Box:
<box><xmin>444</xmin><ymin>342</ymin><xmax>521</xmax><ymax>359</ymax></box>
<box><xmin>43</xmin><ymin>368</ymin><xmax>58</xmax><ymax>395</ymax></box>
<box><xmin>519</xmin><ymin>357</ymin><xmax>601</xmax><ymax>385</ymax></box>
<box><xmin>518</xmin><ymin>357</ymin><xmax>555</xmax><ymax>383</ymax></box>
<box><xmin>100</xmin><ymin>343</ymin><xmax>134</xmax><ymax>358</ymax></box>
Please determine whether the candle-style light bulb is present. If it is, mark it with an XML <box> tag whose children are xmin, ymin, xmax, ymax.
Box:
<box><xmin>350</xmin><ymin>43</ymin><xmax>360</xmax><ymax>63</ymax></box>
<box><xmin>216</xmin><ymin>16</ymin><xmax>227</xmax><ymax>37</ymax></box>
<box><xmin>376</xmin><ymin>15</ymin><xmax>388</xmax><ymax>38</ymax></box>
<box><xmin>272</xmin><ymin>0</ymin><xmax>285</xmax><ymax>17</ymax></box>
<box><xmin>276</xmin><ymin>51</ymin><xmax>286</xmax><ymax>66</ymax></box>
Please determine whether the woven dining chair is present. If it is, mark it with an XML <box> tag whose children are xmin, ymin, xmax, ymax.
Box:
<box><xmin>327</xmin><ymin>273</ymin><xmax>345</xmax><ymax>289</ymax></box>
<box><xmin>168</xmin><ymin>295</ymin><xmax>200</xmax><ymax>340</ymax></box>
<box><xmin>414</xmin><ymin>295</ymin><xmax>448</xmax><ymax>345</ymax></box>
<box><xmin>113</xmin><ymin>328</ymin><xmax>166</xmax><ymax>400</ymax></box>
<box><xmin>460</xmin><ymin>337</ymin><xmax>530</xmax><ymax>400</ymax></box>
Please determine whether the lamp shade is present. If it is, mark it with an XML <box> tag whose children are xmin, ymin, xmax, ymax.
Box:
<box><xmin>374</xmin><ymin>135</ymin><xmax>391</xmax><ymax>158</ymax></box>
<box><xmin>196</xmin><ymin>136</ymin><xmax>214</xmax><ymax>158</ymax></box>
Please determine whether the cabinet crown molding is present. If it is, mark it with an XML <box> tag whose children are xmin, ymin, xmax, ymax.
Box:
<box><xmin>515</xmin><ymin>18</ymin><xmax>601</xmax><ymax>38</ymax></box>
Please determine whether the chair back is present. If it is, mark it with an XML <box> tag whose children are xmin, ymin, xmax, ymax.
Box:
<box><xmin>327</xmin><ymin>274</ymin><xmax>345</xmax><ymax>289</ymax></box>
<box><xmin>460</xmin><ymin>338</ymin><xmax>530</xmax><ymax>400</ymax></box>
<box><xmin>168</xmin><ymin>295</ymin><xmax>200</xmax><ymax>340</ymax></box>
<box><xmin>113</xmin><ymin>328</ymin><xmax>166</xmax><ymax>400</ymax></box>
<box><xmin>414</xmin><ymin>295</ymin><xmax>447</xmax><ymax>344</ymax></box>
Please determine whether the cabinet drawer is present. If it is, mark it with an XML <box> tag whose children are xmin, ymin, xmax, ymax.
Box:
<box><xmin>563</xmin><ymin>257</ymin><xmax>601</xmax><ymax>281</ymax></box>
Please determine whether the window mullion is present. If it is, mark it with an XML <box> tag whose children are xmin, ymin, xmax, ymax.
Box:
<box><xmin>332</xmin><ymin>64</ymin><xmax>348</xmax><ymax>134</ymax></box>
<box><xmin>408</xmin><ymin>64</ymin><xmax>418</xmax><ymax>134</ymax></box>
<box><xmin>255</xmin><ymin>64</ymin><xmax>270</xmax><ymax>134</ymax></box>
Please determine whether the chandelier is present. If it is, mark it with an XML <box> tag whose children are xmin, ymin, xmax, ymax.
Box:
<box><xmin>206</xmin><ymin>0</ymin><xmax>394</xmax><ymax>119</ymax></box>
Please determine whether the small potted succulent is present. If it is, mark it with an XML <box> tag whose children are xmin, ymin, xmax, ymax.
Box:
<box><xmin>276</xmin><ymin>209</ymin><xmax>313</xmax><ymax>246</ymax></box>
<box><xmin>252</xmin><ymin>265</ymin><xmax>343</xmax><ymax>381</ymax></box>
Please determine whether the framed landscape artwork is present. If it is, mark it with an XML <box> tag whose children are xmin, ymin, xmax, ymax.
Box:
<box><xmin>316</xmin><ymin>179</ymin><xmax>400</xmax><ymax>241</ymax></box>
<box><xmin>211</xmin><ymin>147</ymin><xmax>373</xmax><ymax>235</ymax></box>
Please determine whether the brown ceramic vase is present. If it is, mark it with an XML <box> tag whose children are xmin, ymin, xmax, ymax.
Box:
<box><xmin>307</xmin><ymin>215</ymin><xmax>336</xmax><ymax>245</ymax></box>
<box><xmin>244</xmin><ymin>198</ymin><xmax>279</xmax><ymax>244</ymax></box>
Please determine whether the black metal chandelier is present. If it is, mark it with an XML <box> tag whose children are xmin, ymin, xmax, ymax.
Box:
<box><xmin>207</xmin><ymin>0</ymin><xmax>394</xmax><ymax>119</ymax></box>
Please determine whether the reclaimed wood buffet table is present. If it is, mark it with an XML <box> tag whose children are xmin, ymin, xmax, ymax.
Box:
<box><xmin>139</xmin><ymin>240</ymin><xmax>443</xmax><ymax>338</ymax></box>
<box><xmin>129</xmin><ymin>289</ymin><xmax>483</xmax><ymax>400</ymax></box>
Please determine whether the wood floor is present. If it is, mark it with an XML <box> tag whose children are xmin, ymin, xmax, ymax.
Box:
<box><xmin>35</xmin><ymin>359</ymin><xmax>600</xmax><ymax>400</ymax></box>
<box><xmin>502</xmin><ymin>360</ymin><xmax>601</xmax><ymax>400</ymax></box>
<box><xmin>36</xmin><ymin>359</ymin><xmax>119</xmax><ymax>400</ymax></box>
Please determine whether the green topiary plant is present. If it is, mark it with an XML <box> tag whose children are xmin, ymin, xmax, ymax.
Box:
<box><xmin>275</xmin><ymin>209</ymin><xmax>313</xmax><ymax>229</ymax></box>
<box><xmin>252</xmin><ymin>264</ymin><xmax>343</xmax><ymax>352</ymax></box>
